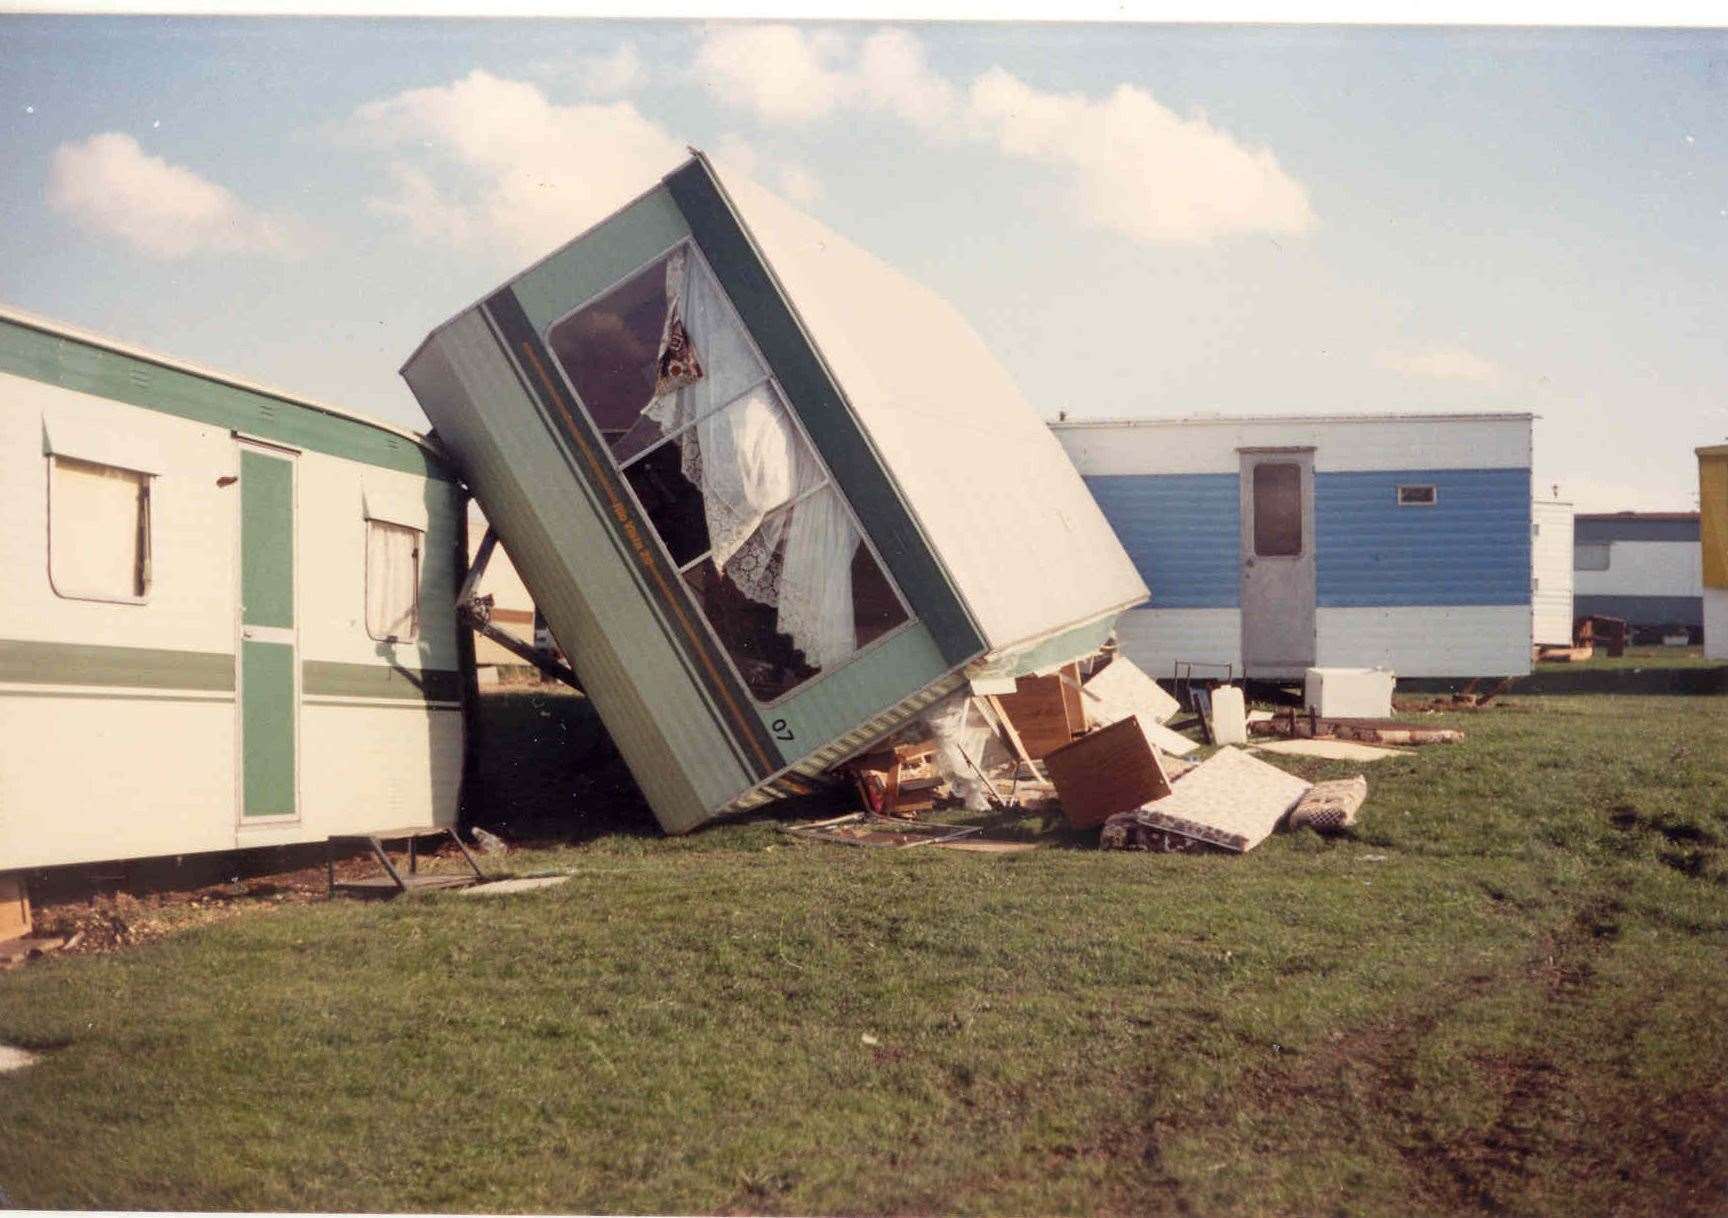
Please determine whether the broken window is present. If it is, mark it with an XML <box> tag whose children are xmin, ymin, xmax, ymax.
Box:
<box><xmin>1397</xmin><ymin>484</ymin><xmax>1438</xmax><ymax>507</ymax></box>
<box><xmin>365</xmin><ymin>519</ymin><xmax>421</xmax><ymax>642</ymax></box>
<box><xmin>550</xmin><ymin>243</ymin><xmax>911</xmax><ymax>702</ymax></box>
<box><xmin>48</xmin><ymin>455</ymin><xmax>151</xmax><ymax>602</ymax></box>
<box><xmin>1251</xmin><ymin>462</ymin><xmax>1303</xmax><ymax>557</ymax></box>
<box><xmin>548</xmin><ymin>247</ymin><xmax>768</xmax><ymax>462</ymax></box>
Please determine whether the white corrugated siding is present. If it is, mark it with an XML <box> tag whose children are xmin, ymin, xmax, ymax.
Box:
<box><xmin>1531</xmin><ymin>500</ymin><xmax>1574</xmax><ymax>646</ymax></box>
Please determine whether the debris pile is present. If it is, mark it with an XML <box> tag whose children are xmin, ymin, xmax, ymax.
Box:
<box><xmin>777</xmin><ymin>648</ymin><xmax>1472</xmax><ymax>854</ymax></box>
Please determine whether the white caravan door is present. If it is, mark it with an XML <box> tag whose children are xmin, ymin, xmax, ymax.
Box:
<box><xmin>1238</xmin><ymin>449</ymin><xmax>1316</xmax><ymax>676</ymax></box>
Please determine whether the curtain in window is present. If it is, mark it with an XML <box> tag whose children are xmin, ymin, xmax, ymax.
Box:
<box><xmin>366</xmin><ymin>520</ymin><xmax>421</xmax><ymax>641</ymax></box>
<box><xmin>50</xmin><ymin>457</ymin><xmax>149</xmax><ymax>599</ymax></box>
<box><xmin>643</xmin><ymin>255</ymin><xmax>866</xmax><ymax>672</ymax></box>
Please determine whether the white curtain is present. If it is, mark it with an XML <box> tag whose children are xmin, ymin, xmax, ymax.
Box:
<box><xmin>366</xmin><ymin>520</ymin><xmax>421</xmax><ymax>641</ymax></box>
<box><xmin>643</xmin><ymin>255</ymin><xmax>864</xmax><ymax>672</ymax></box>
<box><xmin>49</xmin><ymin>457</ymin><xmax>149</xmax><ymax>599</ymax></box>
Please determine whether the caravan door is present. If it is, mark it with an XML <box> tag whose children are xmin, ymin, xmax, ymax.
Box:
<box><xmin>1238</xmin><ymin>449</ymin><xmax>1316</xmax><ymax>676</ymax></box>
<box><xmin>235</xmin><ymin>439</ymin><xmax>300</xmax><ymax>823</ymax></box>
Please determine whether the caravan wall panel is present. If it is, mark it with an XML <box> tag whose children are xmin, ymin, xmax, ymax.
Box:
<box><xmin>1057</xmin><ymin>415</ymin><xmax>1536</xmax><ymax>678</ymax></box>
<box><xmin>1</xmin><ymin>318</ymin><xmax>464</xmax><ymax>871</ymax></box>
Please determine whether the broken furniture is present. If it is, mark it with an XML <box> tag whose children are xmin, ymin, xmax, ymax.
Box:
<box><xmin>1303</xmin><ymin>667</ymin><xmax>1395</xmax><ymax>720</ymax></box>
<box><xmin>1044</xmin><ymin>715</ymin><xmax>1175</xmax><ymax>830</ymax></box>
<box><xmin>990</xmin><ymin>663</ymin><xmax>1087</xmax><ymax>759</ymax></box>
<box><xmin>849</xmin><ymin>739</ymin><xmax>944</xmax><ymax>818</ymax></box>
<box><xmin>403</xmin><ymin>151</ymin><xmax>1147</xmax><ymax>834</ymax></box>
<box><xmin>326</xmin><ymin>827</ymin><xmax>487</xmax><ymax>899</ymax></box>
<box><xmin>1575</xmin><ymin>614</ymin><xmax>1627</xmax><ymax>658</ymax></box>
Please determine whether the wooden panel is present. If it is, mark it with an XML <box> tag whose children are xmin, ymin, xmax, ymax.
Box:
<box><xmin>993</xmin><ymin>668</ymin><xmax>1083</xmax><ymax>759</ymax></box>
<box><xmin>1045</xmin><ymin>715</ymin><xmax>1172</xmax><ymax>829</ymax></box>
<box><xmin>0</xmin><ymin>875</ymin><xmax>30</xmax><ymax>943</ymax></box>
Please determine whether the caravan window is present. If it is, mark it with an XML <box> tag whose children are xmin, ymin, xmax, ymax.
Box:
<box><xmin>547</xmin><ymin>247</ymin><xmax>768</xmax><ymax>462</ymax></box>
<box><xmin>549</xmin><ymin>242</ymin><xmax>912</xmax><ymax>703</ymax></box>
<box><xmin>48</xmin><ymin>455</ymin><xmax>152</xmax><ymax>602</ymax></box>
<box><xmin>1251</xmin><ymin>462</ymin><xmax>1303</xmax><ymax>557</ymax></box>
<box><xmin>1574</xmin><ymin>543</ymin><xmax>1611</xmax><ymax>572</ymax></box>
<box><xmin>365</xmin><ymin>519</ymin><xmax>421</xmax><ymax>642</ymax></box>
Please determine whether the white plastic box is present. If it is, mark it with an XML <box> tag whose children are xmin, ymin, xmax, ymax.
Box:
<box><xmin>1303</xmin><ymin>667</ymin><xmax>1395</xmax><ymax>720</ymax></box>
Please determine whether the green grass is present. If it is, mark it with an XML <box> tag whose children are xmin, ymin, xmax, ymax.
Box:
<box><xmin>2</xmin><ymin>670</ymin><xmax>1727</xmax><ymax>1215</ymax></box>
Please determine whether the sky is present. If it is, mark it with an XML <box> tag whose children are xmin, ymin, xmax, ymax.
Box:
<box><xmin>2</xmin><ymin>17</ymin><xmax>1725</xmax><ymax>511</ymax></box>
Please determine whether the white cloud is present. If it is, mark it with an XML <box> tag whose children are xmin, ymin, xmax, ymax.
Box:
<box><xmin>1378</xmin><ymin>343</ymin><xmax>1502</xmax><ymax>384</ymax></box>
<box><xmin>691</xmin><ymin>25</ymin><xmax>1314</xmax><ymax>246</ymax></box>
<box><xmin>967</xmin><ymin>69</ymin><xmax>1315</xmax><ymax>245</ymax></box>
<box><xmin>47</xmin><ymin>132</ymin><xmax>297</xmax><ymax>259</ymax></box>
<box><xmin>694</xmin><ymin>24</ymin><xmax>848</xmax><ymax>127</ymax></box>
<box><xmin>854</xmin><ymin>28</ymin><xmax>961</xmax><ymax>136</ymax></box>
<box><xmin>575</xmin><ymin>42</ymin><xmax>646</xmax><ymax>98</ymax></box>
<box><xmin>350</xmin><ymin>69</ymin><xmax>687</xmax><ymax>260</ymax></box>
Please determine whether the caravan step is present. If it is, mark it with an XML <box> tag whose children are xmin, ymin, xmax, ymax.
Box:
<box><xmin>326</xmin><ymin>827</ymin><xmax>486</xmax><ymax>899</ymax></box>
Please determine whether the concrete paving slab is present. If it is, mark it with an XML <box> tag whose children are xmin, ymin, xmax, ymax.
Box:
<box><xmin>458</xmin><ymin>875</ymin><xmax>573</xmax><ymax>897</ymax></box>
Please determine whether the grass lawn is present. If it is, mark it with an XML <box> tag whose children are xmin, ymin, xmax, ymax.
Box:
<box><xmin>1</xmin><ymin>663</ymin><xmax>1726</xmax><ymax>1214</ymax></box>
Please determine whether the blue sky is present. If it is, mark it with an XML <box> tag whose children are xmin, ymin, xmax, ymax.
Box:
<box><xmin>3</xmin><ymin>17</ymin><xmax>1725</xmax><ymax>509</ymax></box>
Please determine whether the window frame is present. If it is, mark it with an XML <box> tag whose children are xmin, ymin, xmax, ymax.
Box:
<box><xmin>541</xmin><ymin>238</ymin><xmax>919</xmax><ymax>708</ymax></box>
<box><xmin>1574</xmin><ymin>542</ymin><xmax>1612</xmax><ymax>572</ymax></box>
<box><xmin>362</xmin><ymin>517</ymin><xmax>424</xmax><ymax>644</ymax></box>
<box><xmin>1396</xmin><ymin>483</ymin><xmax>1439</xmax><ymax>508</ymax></box>
<box><xmin>45</xmin><ymin>453</ymin><xmax>155</xmax><ymax>606</ymax></box>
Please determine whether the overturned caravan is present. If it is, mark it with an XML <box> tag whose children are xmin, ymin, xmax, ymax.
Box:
<box><xmin>402</xmin><ymin>153</ymin><xmax>1146</xmax><ymax>833</ymax></box>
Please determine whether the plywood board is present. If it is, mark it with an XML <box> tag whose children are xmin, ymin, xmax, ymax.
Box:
<box><xmin>1132</xmin><ymin>746</ymin><xmax>1311</xmax><ymax>852</ymax></box>
<box><xmin>1045</xmin><ymin>716</ymin><xmax>1173</xmax><ymax>829</ymax></box>
<box><xmin>1079</xmin><ymin>656</ymin><xmax>1180</xmax><ymax>727</ymax></box>
<box><xmin>1143</xmin><ymin>718</ymin><xmax>1200</xmax><ymax>758</ymax></box>
<box><xmin>0</xmin><ymin>875</ymin><xmax>29</xmax><ymax>944</ymax></box>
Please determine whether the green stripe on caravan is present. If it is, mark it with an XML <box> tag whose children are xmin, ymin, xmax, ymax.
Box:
<box><xmin>0</xmin><ymin>640</ymin><xmax>460</xmax><ymax>703</ymax></box>
<box><xmin>301</xmin><ymin>661</ymin><xmax>463</xmax><ymax>703</ymax></box>
<box><xmin>0</xmin><ymin>315</ymin><xmax>455</xmax><ymax>482</ymax></box>
<box><xmin>0</xmin><ymin>640</ymin><xmax>235</xmax><ymax>690</ymax></box>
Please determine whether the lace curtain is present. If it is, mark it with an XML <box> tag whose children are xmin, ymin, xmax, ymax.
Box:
<box><xmin>643</xmin><ymin>252</ymin><xmax>865</xmax><ymax>672</ymax></box>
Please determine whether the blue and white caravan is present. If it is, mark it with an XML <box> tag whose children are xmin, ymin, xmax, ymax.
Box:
<box><xmin>1052</xmin><ymin>413</ymin><xmax>1538</xmax><ymax>680</ymax></box>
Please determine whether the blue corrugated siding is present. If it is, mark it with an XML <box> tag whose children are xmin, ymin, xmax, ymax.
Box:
<box><xmin>1315</xmin><ymin>468</ymin><xmax>1531</xmax><ymax>607</ymax></box>
<box><xmin>1084</xmin><ymin>474</ymin><xmax>1240</xmax><ymax>608</ymax></box>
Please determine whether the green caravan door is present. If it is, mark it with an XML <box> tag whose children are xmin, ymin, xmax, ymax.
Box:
<box><xmin>237</xmin><ymin>442</ymin><xmax>298</xmax><ymax>820</ymax></box>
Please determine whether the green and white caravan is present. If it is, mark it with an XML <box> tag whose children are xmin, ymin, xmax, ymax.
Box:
<box><xmin>403</xmin><ymin>153</ymin><xmax>1147</xmax><ymax>834</ymax></box>
<box><xmin>0</xmin><ymin>306</ymin><xmax>468</xmax><ymax>873</ymax></box>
